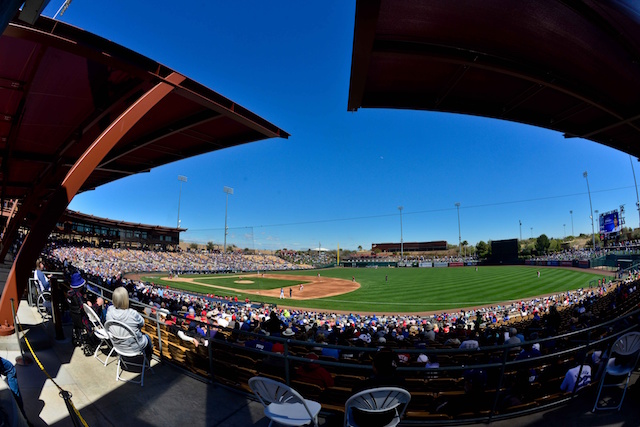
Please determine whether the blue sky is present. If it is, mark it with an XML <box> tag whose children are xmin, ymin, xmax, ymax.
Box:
<box><xmin>44</xmin><ymin>1</ymin><xmax>640</xmax><ymax>251</ymax></box>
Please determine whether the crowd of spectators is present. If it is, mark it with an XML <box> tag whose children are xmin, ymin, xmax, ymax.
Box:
<box><xmin>533</xmin><ymin>242</ymin><xmax>640</xmax><ymax>261</ymax></box>
<box><xmin>530</xmin><ymin>248</ymin><xmax>595</xmax><ymax>261</ymax></box>
<box><xmin>78</xmin><ymin>267</ymin><xmax>632</xmax><ymax>361</ymax></box>
<box><xmin>47</xmin><ymin>244</ymin><xmax>635</xmax><ymax>359</ymax></box>
<box><xmin>275</xmin><ymin>249</ymin><xmax>335</xmax><ymax>267</ymax></box>
<box><xmin>51</xmin><ymin>246</ymin><xmax>311</xmax><ymax>281</ymax></box>
<box><xmin>601</xmin><ymin>238</ymin><xmax>640</xmax><ymax>250</ymax></box>
<box><xmin>343</xmin><ymin>253</ymin><xmax>479</xmax><ymax>263</ymax></box>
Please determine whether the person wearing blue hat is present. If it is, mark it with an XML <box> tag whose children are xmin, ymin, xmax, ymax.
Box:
<box><xmin>66</xmin><ymin>272</ymin><xmax>91</xmax><ymax>348</ymax></box>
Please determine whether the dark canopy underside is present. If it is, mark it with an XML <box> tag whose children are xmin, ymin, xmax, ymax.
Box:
<box><xmin>0</xmin><ymin>16</ymin><xmax>288</xmax><ymax>222</ymax></box>
<box><xmin>349</xmin><ymin>0</ymin><xmax>640</xmax><ymax>157</ymax></box>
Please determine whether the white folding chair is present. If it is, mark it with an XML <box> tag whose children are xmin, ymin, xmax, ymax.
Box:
<box><xmin>29</xmin><ymin>277</ymin><xmax>51</xmax><ymax>319</ymax></box>
<box><xmin>36</xmin><ymin>290</ymin><xmax>51</xmax><ymax>319</ymax></box>
<box><xmin>104</xmin><ymin>320</ymin><xmax>153</xmax><ymax>386</ymax></box>
<box><xmin>248</xmin><ymin>376</ymin><xmax>321</xmax><ymax>427</ymax></box>
<box><xmin>83</xmin><ymin>303</ymin><xmax>115</xmax><ymax>366</ymax></box>
<box><xmin>593</xmin><ymin>331</ymin><xmax>640</xmax><ymax>411</ymax></box>
<box><xmin>344</xmin><ymin>387</ymin><xmax>411</xmax><ymax>427</ymax></box>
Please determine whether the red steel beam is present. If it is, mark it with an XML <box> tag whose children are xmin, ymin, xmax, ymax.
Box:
<box><xmin>0</xmin><ymin>72</ymin><xmax>185</xmax><ymax>334</ymax></box>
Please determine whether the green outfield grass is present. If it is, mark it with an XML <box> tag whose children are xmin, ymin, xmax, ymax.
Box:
<box><xmin>143</xmin><ymin>266</ymin><xmax>606</xmax><ymax>313</ymax></box>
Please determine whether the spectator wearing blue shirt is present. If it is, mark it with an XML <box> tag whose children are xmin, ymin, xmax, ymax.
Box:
<box><xmin>34</xmin><ymin>259</ymin><xmax>50</xmax><ymax>292</ymax></box>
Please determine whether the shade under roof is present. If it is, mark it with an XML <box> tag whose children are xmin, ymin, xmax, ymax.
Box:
<box><xmin>348</xmin><ymin>0</ymin><xmax>640</xmax><ymax>157</ymax></box>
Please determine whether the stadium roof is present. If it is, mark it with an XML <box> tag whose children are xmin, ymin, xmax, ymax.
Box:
<box><xmin>61</xmin><ymin>209</ymin><xmax>185</xmax><ymax>233</ymax></box>
<box><xmin>0</xmin><ymin>14</ymin><xmax>289</xmax><ymax>330</ymax></box>
<box><xmin>348</xmin><ymin>0</ymin><xmax>640</xmax><ymax>157</ymax></box>
<box><xmin>0</xmin><ymin>15</ymin><xmax>288</xmax><ymax>212</ymax></box>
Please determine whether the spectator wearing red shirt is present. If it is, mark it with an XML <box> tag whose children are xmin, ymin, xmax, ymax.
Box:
<box><xmin>295</xmin><ymin>353</ymin><xmax>334</xmax><ymax>389</ymax></box>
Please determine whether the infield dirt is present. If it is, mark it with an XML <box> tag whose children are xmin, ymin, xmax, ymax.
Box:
<box><xmin>164</xmin><ymin>273</ymin><xmax>359</xmax><ymax>300</ymax></box>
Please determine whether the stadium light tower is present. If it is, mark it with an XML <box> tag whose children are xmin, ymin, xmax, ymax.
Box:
<box><xmin>519</xmin><ymin>220</ymin><xmax>522</xmax><ymax>241</ymax></box>
<box><xmin>530</xmin><ymin>227</ymin><xmax>533</xmax><ymax>239</ymax></box>
<box><xmin>455</xmin><ymin>202</ymin><xmax>461</xmax><ymax>256</ymax></box>
<box><xmin>398</xmin><ymin>206</ymin><xmax>404</xmax><ymax>259</ymax></box>
<box><xmin>563</xmin><ymin>224</ymin><xmax>566</xmax><ymax>239</ymax></box>
<box><xmin>223</xmin><ymin>186</ymin><xmax>234</xmax><ymax>253</ymax></box>
<box><xmin>177</xmin><ymin>175</ymin><xmax>187</xmax><ymax>228</ymax></box>
<box><xmin>570</xmin><ymin>210</ymin><xmax>574</xmax><ymax>236</ymax></box>
<box><xmin>583</xmin><ymin>171</ymin><xmax>596</xmax><ymax>250</ymax></box>
<box><xmin>630</xmin><ymin>155</ymin><xmax>640</xmax><ymax>229</ymax></box>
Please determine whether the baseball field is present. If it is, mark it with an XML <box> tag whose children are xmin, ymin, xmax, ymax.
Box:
<box><xmin>142</xmin><ymin>266</ymin><xmax>609</xmax><ymax>315</ymax></box>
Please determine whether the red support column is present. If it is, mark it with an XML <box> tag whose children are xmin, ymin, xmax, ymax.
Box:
<box><xmin>0</xmin><ymin>73</ymin><xmax>185</xmax><ymax>334</ymax></box>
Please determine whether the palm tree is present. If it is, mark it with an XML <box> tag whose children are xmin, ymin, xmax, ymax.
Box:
<box><xmin>461</xmin><ymin>240</ymin><xmax>468</xmax><ymax>257</ymax></box>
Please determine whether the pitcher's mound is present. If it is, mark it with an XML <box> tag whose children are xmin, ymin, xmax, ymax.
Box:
<box><xmin>235</xmin><ymin>280</ymin><xmax>254</xmax><ymax>284</ymax></box>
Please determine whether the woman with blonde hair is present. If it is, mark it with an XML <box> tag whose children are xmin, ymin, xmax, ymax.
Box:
<box><xmin>106</xmin><ymin>287</ymin><xmax>153</xmax><ymax>360</ymax></box>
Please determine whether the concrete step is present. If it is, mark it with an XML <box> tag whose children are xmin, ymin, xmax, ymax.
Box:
<box><xmin>0</xmin><ymin>300</ymin><xmax>53</xmax><ymax>352</ymax></box>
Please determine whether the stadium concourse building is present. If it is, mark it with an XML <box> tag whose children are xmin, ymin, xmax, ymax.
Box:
<box><xmin>343</xmin><ymin>241</ymin><xmax>457</xmax><ymax>267</ymax></box>
<box><xmin>53</xmin><ymin>209</ymin><xmax>184</xmax><ymax>250</ymax></box>
<box><xmin>372</xmin><ymin>241</ymin><xmax>448</xmax><ymax>252</ymax></box>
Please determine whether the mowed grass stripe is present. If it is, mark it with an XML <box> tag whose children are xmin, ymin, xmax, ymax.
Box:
<box><xmin>313</xmin><ymin>267</ymin><xmax>601</xmax><ymax>311</ymax></box>
<box><xmin>144</xmin><ymin>266</ymin><xmax>604</xmax><ymax>313</ymax></box>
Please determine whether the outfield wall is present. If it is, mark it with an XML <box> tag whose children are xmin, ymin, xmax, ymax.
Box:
<box><xmin>341</xmin><ymin>260</ymin><xmax>479</xmax><ymax>268</ymax></box>
<box><xmin>524</xmin><ymin>259</ymin><xmax>588</xmax><ymax>268</ymax></box>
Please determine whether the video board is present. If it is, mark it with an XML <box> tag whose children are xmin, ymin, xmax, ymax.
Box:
<box><xmin>599</xmin><ymin>210</ymin><xmax>621</xmax><ymax>235</ymax></box>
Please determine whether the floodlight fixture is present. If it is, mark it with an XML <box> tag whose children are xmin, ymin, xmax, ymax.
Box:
<box><xmin>455</xmin><ymin>203</ymin><xmax>461</xmax><ymax>256</ymax></box>
<box><xmin>570</xmin><ymin>210</ymin><xmax>574</xmax><ymax>236</ymax></box>
<box><xmin>223</xmin><ymin>186</ymin><xmax>234</xmax><ymax>252</ymax></box>
<box><xmin>177</xmin><ymin>175</ymin><xmax>188</xmax><ymax>229</ymax></box>
<box><xmin>631</xmin><ymin>156</ymin><xmax>640</xmax><ymax>229</ymax></box>
<box><xmin>519</xmin><ymin>220</ymin><xmax>522</xmax><ymax>241</ymax></box>
<box><xmin>583</xmin><ymin>171</ymin><xmax>596</xmax><ymax>249</ymax></box>
<box><xmin>398</xmin><ymin>206</ymin><xmax>404</xmax><ymax>259</ymax></box>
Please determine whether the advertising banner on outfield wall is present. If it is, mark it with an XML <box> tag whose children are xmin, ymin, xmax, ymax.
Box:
<box><xmin>419</xmin><ymin>262</ymin><xmax>433</xmax><ymax>268</ymax></box>
<box><xmin>579</xmin><ymin>260</ymin><xmax>590</xmax><ymax>268</ymax></box>
<box><xmin>434</xmin><ymin>262</ymin><xmax>448</xmax><ymax>268</ymax></box>
<box><xmin>525</xmin><ymin>260</ymin><xmax>534</xmax><ymax>266</ymax></box>
<box><xmin>465</xmin><ymin>262</ymin><xmax>477</xmax><ymax>266</ymax></box>
<box><xmin>560</xmin><ymin>261</ymin><xmax>573</xmax><ymax>267</ymax></box>
<box><xmin>548</xmin><ymin>260</ymin><xmax>559</xmax><ymax>266</ymax></box>
<box><xmin>449</xmin><ymin>262</ymin><xmax>464</xmax><ymax>267</ymax></box>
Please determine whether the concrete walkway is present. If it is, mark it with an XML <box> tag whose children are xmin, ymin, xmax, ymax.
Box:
<box><xmin>2</xmin><ymin>300</ymin><xmax>275</xmax><ymax>427</ymax></box>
